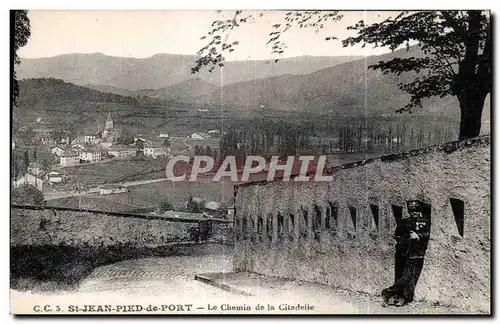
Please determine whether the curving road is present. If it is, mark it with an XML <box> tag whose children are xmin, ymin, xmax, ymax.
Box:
<box><xmin>78</xmin><ymin>254</ymin><xmax>233</xmax><ymax>296</ymax></box>
<box><xmin>13</xmin><ymin>253</ymin><xmax>462</xmax><ymax>314</ymax></box>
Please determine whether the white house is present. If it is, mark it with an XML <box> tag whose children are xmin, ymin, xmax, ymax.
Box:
<box><xmin>227</xmin><ymin>204</ymin><xmax>235</xmax><ymax>217</ymax></box>
<box><xmin>144</xmin><ymin>147</ymin><xmax>168</xmax><ymax>159</ymax></box>
<box><xmin>13</xmin><ymin>173</ymin><xmax>43</xmax><ymax>191</ymax></box>
<box><xmin>190</xmin><ymin>133</ymin><xmax>205</xmax><ymax>140</ymax></box>
<box><xmin>99</xmin><ymin>184</ymin><xmax>128</xmax><ymax>195</ymax></box>
<box><xmin>108</xmin><ymin>144</ymin><xmax>136</xmax><ymax>159</ymax></box>
<box><xmin>100</xmin><ymin>141</ymin><xmax>113</xmax><ymax>149</ymax></box>
<box><xmin>45</xmin><ymin>171</ymin><xmax>63</xmax><ymax>183</ymax></box>
<box><xmin>60</xmin><ymin>150</ymin><xmax>80</xmax><ymax>167</ymax></box>
<box><xmin>51</xmin><ymin>147</ymin><xmax>65</xmax><ymax>157</ymax></box>
<box><xmin>79</xmin><ymin>150</ymin><xmax>102</xmax><ymax>164</ymax></box>
<box><xmin>71</xmin><ymin>144</ymin><xmax>85</xmax><ymax>150</ymax></box>
<box><xmin>40</xmin><ymin>136</ymin><xmax>56</xmax><ymax>145</ymax></box>
<box><xmin>207</xmin><ymin>129</ymin><xmax>221</xmax><ymax>135</ymax></box>
<box><xmin>60</xmin><ymin>136</ymin><xmax>70</xmax><ymax>145</ymax></box>
<box><xmin>205</xmin><ymin>201</ymin><xmax>221</xmax><ymax>211</ymax></box>
<box><xmin>84</xmin><ymin>135</ymin><xmax>97</xmax><ymax>144</ymax></box>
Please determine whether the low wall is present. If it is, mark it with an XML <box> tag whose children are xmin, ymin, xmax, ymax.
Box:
<box><xmin>233</xmin><ymin>136</ymin><xmax>490</xmax><ymax>312</ymax></box>
<box><xmin>11</xmin><ymin>207</ymin><xmax>196</xmax><ymax>247</ymax></box>
<box><xmin>10</xmin><ymin>206</ymin><xmax>232</xmax><ymax>291</ymax></box>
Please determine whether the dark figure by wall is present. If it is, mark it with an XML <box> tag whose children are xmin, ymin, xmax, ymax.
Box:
<box><xmin>382</xmin><ymin>200</ymin><xmax>431</xmax><ymax>307</ymax></box>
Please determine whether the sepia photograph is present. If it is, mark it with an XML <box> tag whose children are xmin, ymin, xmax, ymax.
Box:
<box><xmin>9</xmin><ymin>8</ymin><xmax>491</xmax><ymax>315</ymax></box>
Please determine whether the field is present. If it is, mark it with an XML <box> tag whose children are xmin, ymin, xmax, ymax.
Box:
<box><xmin>55</xmin><ymin>157</ymin><xmax>168</xmax><ymax>190</ymax></box>
<box><xmin>48</xmin><ymin>180</ymin><xmax>235</xmax><ymax>213</ymax></box>
<box><xmin>121</xmin><ymin>180</ymin><xmax>234</xmax><ymax>210</ymax></box>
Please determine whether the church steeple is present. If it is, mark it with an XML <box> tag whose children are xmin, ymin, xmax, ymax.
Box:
<box><xmin>105</xmin><ymin>112</ymin><xmax>113</xmax><ymax>130</ymax></box>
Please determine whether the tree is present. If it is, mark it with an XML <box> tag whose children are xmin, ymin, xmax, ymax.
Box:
<box><xmin>185</xmin><ymin>196</ymin><xmax>204</xmax><ymax>213</ymax></box>
<box><xmin>156</xmin><ymin>199</ymin><xmax>174</xmax><ymax>215</ymax></box>
<box><xmin>12</xmin><ymin>184</ymin><xmax>45</xmax><ymax>206</ymax></box>
<box><xmin>193</xmin><ymin>10</ymin><xmax>491</xmax><ymax>140</ymax></box>
<box><xmin>117</xmin><ymin>132</ymin><xmax>134</xmax><ymax>145</ymax></box>
<box><xmin>71</xmin><ymin>181</ymin><xmax>87</xmax><ymax>209</ymax></box>
<box><xmin>343</xmin><ymin>11</ymin><xmax>490</xmax><ymax>140</ymax></box>
<box><xmin>23</xmin><ymin>149</ymin><xmax>29</xmax><ymax>167</ymax></box>
<box><xmin>36</xmin><ymin>148</ymin><xmax>57</xmax><ymax>174</ymax></box>
<box><xmin>12</xmin><ymin>10</ymin><xmax>31</xmax><ymax>106</ymax></box>
<box><xmin>135</xmin><ymin>139</ymin><xmax>145</xmax><ymax>150</ymax></box>
<box><xmin>52</xmin><ymin>129</ymin><xmax>67</xmax><ymax>144</ymax></box>
<box><xmin>11</xmin><ymin>150</ymin><xmax>28</xmax><ymax>180</ymax></box>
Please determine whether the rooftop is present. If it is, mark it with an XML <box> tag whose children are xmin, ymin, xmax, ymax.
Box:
<box><xmin>108</xmin><ymin>144</ymin><xmax>135</xmax><ymax>151</ymax></box>
<box><xmin>60</xmin><ymin>150</ymin><xmax>79</xmax><ymax>157</ymax></box>
<box><xmin>161</xmin><ymin>210</ymin><xmax>208</xmax><ymax>221</ymax></box>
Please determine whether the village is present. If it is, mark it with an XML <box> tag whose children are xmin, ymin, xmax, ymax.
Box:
<box><xmin>10</xmin><ymin>112</ymin><xmax>234</xmax><ymax>219</ymax></box>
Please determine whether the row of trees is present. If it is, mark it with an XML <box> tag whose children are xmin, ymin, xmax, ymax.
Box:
<box><xmin>220</xmin><ymin>119</ymin><xmax>315</xmax><ymax>158</ymax></box>
<box><xmin>219</xmin><ymin>117</ymin><xmax>458</xmax><ymax>157</ymax></box>
<box><xmin>334</xmin><ymin>122</ymin><xmax>457</xmax><ymax>154</ymax></box>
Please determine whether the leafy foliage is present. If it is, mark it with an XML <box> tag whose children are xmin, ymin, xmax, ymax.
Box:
<box><xmin>162</xmin><ymin>138</ymin><xmax>171</xmax><ymax>148</ymax></box>
<box><xmin>191</xmin><ymin>11</ymin><xmax>342</xmax><ymax>73</ymax></box>
<box><xmin>156</xmin><ymin>199</ymin><xmax>174</xmax><ymax>214</ymax></box>
<box><xmin>11</xmin><ymin>150</ymin><xmax>29</xmax><ymax>180</ymax></box>
<box><xmin>36</xmin><ymin>148</ymin><xmax>57</xmax><ymax>173</ymax></box>
<box><xmin>12</xmin><ymin>184</ymin><xmax>45</xmax><ymax>206</ymax></box>
<box><xmin>184</xmin><ymin>196</ymin><xmax>204</xmax><ymax>213</ymax></box>
<box><xmin>12</xmin><ymin>10</ymin><xmax>31</xmax><ymax>106</ymax></box>
<box><xmin>343</xmin><ymin>11</ymin><xmax>491</xmax><ymax>114</ymax></box>
<box><xmin>135</xmin><ymin>139</ymin><xmax>145</xmax><ymax>150</ymax></box>
<box><xmin>116</xmin><ymin>132</ymin><xmax>134</xmax><ymax>145</ymax></box>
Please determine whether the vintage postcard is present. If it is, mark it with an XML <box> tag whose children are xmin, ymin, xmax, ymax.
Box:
<box><xmin>10</xmin><ymin>9</ymin><xmax>491</xmax><ymax>315</ymax></box>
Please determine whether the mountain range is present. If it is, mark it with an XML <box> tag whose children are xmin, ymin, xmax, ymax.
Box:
<box><xmin>16</xmin><ymin>53</ymin><xmax>361</xmax><ymax>91</ymax></box>
<box><xmin>15</xmin><ymin>48</ymin><xmax>491</xmax><ymax>124</ymax></box>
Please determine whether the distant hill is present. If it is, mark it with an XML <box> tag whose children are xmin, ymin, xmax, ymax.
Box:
<box><xmin>133</xmin><ymin>78</ymin><xmax>217</xmax><ymax>104</ymax></box>
<box><xmin>13</xmin><ymin>78</ymin><xmax>161</xmax><ymax>134</ymax></box>
<box><xmin>12</xmin><ymin>78</ymin><xmax>273</xmax><ymax>137</ymax></box>
<box><xmin>16</xmin><ymin>53</ymin><xmax>362</xmax><ymax>91</ymax></box>
<box><xmin>119</xmin><ymin>47</ymin><xmax>464</xmax><ymax>118</ymax></box>
<box><xmin>15</xmin><ymin>44</ymin><xmax>492</xmax><ymax>138</ymax></box>
<box><xmin>203</xmin><ymin>46</ymin><xmax>462</xmax><ymax>118</ymax></box>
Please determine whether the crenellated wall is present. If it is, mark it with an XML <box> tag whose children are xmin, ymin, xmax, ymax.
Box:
<box><xmin>233</xmin><ymin>136</ymin><xmax>490</xmax><ymax>313</ymax></box>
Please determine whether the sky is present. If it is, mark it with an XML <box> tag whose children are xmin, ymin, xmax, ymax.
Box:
<box><xmin>18</xmin><ymin>10</ymin><xmax>399</xmax><ymax>61</ymax></box>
